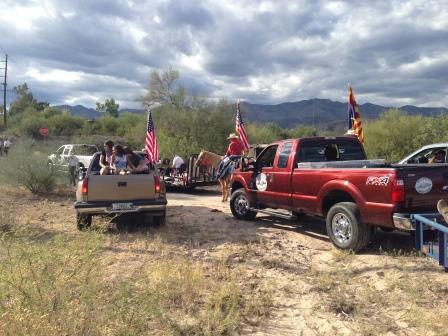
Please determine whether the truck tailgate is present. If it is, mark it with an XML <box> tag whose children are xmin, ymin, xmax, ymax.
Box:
<box><xmin>396</xmin><ymin>165</ymin><xmax>448</xmax><ymax>212</ymax></box>
<box><xmin>87</xmin><ymin>174</ymin><xmax>156</xmax><ymax>202</ymax></box>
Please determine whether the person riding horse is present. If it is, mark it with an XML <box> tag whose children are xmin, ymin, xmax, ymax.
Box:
<box><xmin>216</xmin><ymin>133</ymin><xmax>245</xmax><ymax>180</ymax></box>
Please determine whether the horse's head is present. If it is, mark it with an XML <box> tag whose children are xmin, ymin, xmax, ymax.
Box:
<box><xmin>195</xmin><ymin>150</ymin><xmax>205</xmax><ymax>168</ymax></box>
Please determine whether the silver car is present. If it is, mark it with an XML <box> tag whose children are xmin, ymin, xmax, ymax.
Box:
<box><xmin>398</xmin><ymin>143</ymin><xmax>448</xmax><ymax>164</ymax></box>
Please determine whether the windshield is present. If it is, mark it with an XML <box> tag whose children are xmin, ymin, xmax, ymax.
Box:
<box><xmin>73</xmin><ymin>145</ymin><xmax>98</xmax><ymax>156</ymax></box>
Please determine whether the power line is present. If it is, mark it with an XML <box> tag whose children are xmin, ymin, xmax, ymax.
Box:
<box><xmin>2</xmin><ymin>54</ymin><xmax>7</xmax><ymax>128</ymax></box>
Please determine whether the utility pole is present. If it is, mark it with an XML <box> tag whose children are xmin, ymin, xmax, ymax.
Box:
<box><xmin>0</xmin><ymin>54</ymin><xmax>7</xmax><ymax>128</ymax></box>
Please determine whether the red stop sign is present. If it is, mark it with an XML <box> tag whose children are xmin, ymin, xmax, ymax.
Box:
<box><xmin>39</xmin><ymin>127</ymin><xmax>49</xmax><ymax>136</ymax></box>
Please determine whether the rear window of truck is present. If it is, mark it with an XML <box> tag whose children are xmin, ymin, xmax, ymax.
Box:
<box><xmin>296</xmin><ymin>139</ymin><xmax>366</xmax><ymax>163</ymax></box>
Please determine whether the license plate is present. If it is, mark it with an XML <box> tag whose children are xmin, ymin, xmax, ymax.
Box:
<box><xmin>112</xmin><ymin>202</ymin><xmax>133</xmax><ymax>211</ymax></box>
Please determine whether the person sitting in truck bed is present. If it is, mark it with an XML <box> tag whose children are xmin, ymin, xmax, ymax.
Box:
<box><xmin>124</xmin><ymin>146</ymin><xmax>149</xmax><ymax>174</ymax></box>
<box><xmin>100</xmin><ymin>140</ymin><xmax>114</xmax><ymax>175</ymax></box>
<box><xmin>111</xmin><ymin>145</ymin><xmax>127</xmax><ymax>174</ymax></box>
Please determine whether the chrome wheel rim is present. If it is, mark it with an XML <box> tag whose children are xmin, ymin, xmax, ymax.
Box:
<box><xmin>331</xmin><ymin>212</ymin><xmax>352</xmax><ymax>244</ymax></box>
<box><xmin>234</xmin><ymin>194</ymin><xmax>249</xmax><ymax>215</ymax></box>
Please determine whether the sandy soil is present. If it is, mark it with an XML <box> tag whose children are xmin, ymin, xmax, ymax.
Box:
<box><xmin>2</xmin><ymin>185</ymin><xmax>448</xmax><ymax>335</ymax></box>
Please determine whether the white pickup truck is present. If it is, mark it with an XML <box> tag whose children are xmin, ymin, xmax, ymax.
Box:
<box><xmin>48</xmin><ymin>144</ymin><xmax>98</xmax><ymax>178</ymax></box>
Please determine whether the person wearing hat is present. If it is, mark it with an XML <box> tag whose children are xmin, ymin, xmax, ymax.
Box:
<box><xmin>216</xmin><ymin>133</ymin><xmax>245</xmax><ymax>183</ymax></box>
<box><xmin>225</xmin><ymin>133</ymin><xmax>245</xmax><ymax>157</ymax></box>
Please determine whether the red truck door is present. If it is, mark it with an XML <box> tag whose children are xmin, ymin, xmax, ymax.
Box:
<box><xmin>252</xmin><ymin>144</ymin><xmax>279</xmax><ymax>208</ymax></box>
<box><xmin>268</xmin><ymin>141</ymin><xmax>295</xmax><ymax>208</ymax></box>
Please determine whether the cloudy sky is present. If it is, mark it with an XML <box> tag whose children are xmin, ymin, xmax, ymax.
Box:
<box><xmin>0</xmin><ymin>0</ymin><xmax>447</xmax><ymax>109</ymax></box>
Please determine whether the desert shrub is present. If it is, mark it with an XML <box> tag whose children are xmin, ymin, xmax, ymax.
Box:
<box><xmin>1</xmin><ymin>139</ymin><xmax>59</xmax><ymax>194</ymax></box>
<box><xmin>364</xmin><ymin>109</ymin><xmax>448</xmax><ymax>162</ymax></box>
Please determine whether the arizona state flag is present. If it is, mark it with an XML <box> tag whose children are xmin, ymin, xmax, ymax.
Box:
<box><xmin>348</xmin><ymin>86</ymin><xmax>365</xmax><ymax>144</ymax></box>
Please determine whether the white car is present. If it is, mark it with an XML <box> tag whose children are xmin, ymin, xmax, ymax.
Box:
<box><xmin>398</xmin><ymin>143</ymin><xmax>448</xmax><ymax>164</ymax></box>
<box><xmin>48</xmin><ymin>144</ymin><xmax>99</xmax><ymax>178</ymax></box>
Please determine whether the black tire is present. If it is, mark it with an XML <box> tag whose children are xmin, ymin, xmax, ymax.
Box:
<box><xmin>77</xmin><ymin>213</ymin><xmax>92</xmax><ymax>231</ymax></box>
<box><xmin>230</xmin><ymin>188</ymin><xmax>257</xmax><ymax>220</ymax></box>
<box><xmin>326</xmin><ymin>202</ymin><xmax>370</xmax><ymax>252</ymax></box>
<box><xmin>152</xmin><ymin>211</ymin><xmax>166</xmax><ymax>226</ymax></box>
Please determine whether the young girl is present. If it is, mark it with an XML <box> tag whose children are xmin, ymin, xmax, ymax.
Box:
<box><xmin>100</xmin><ymin>140</ymin><xmax>114</xmax><ymax>175</ymax></box>
<box><xmin>110</xmin><ymin>145</ymin><xmax>127</xmax><ymax>174</ymax></box>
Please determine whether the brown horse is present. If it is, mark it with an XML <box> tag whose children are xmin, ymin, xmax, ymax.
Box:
<box><xmin>195</xmin><ymin>150</ymin><xmax>231</xmax><ymax>201</ymax></box>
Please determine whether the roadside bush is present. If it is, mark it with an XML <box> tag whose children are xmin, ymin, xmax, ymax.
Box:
<box><xmin>1</xmin><ymin>139</ymin><xmax>59</xmax><ymax>194</ymax></box>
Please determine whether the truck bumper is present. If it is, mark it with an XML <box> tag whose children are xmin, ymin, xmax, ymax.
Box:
<box><xmin>74</xmin><ymin>199</ymin><xmax>167</xmax><ymax>215</ymax></box>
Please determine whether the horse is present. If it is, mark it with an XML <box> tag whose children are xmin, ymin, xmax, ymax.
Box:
<box><xmin>195</xmin><ymin>150</ymin><xmax>232</xmax><ymax>202</ymax></box>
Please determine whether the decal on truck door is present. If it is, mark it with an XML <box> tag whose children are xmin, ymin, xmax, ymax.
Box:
<box><xmin>256</xmin><ymin>173</ymin><xmax>268</xmax><ymax>191</ymax></box>
<box><xmin>415</xmin><ymin>177</ymin><xmax>432</xmax><ymax>194</ymax></box>
<box><xmin>366</xmin><ymin>176</ymin><xmax>390</xmax><ymax>186</ymax></box>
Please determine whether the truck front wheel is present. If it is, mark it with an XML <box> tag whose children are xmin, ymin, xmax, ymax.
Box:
<box><xmin>77</xmin><ymin>213</ymin><xmax>92</xmax><ymax>231</ymax></box>
<box><xmin>326</xmin><ymin>202</ymin><xmax>370</xmax><ymax>252</ymax></box>
<box><xmin>230</xmin><ymin>188</ymin><xmax>256</xmax><ymax>220</ymax></box>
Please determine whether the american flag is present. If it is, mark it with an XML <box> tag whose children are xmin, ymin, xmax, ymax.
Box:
<box><xmin>347</xmin><ymin>86</ymin><xmax>365</xmax><ymax>144</ymax></box>
<box><xmin>145</xmin><ymin>111</ymin><xmax>159</xmax><ymax>163</ymax></box>
<box><xmin>236</xmin><ymin>100</ymin><xmax>249</xmax><ymax>151</ymax></box>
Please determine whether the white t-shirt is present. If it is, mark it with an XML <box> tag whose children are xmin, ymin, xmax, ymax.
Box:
<box><xmin>172</xmin><ymin>155</ymin><xmax>184</xmax><ymax>169</ymax></box>
<box><xmin>3</xmin><ymin>140</ymin><xmax>11</xmax><ymax>148</ymax></box>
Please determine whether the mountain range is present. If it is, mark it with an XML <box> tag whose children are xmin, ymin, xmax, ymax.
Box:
<box><xmin>55</xmin><ymin>99</ymin><xmax>448</xmax><ymax>131</ymax></box>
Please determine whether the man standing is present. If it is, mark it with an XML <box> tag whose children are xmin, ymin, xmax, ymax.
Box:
<box><xmin>67</xmin><ymin>153</ymin><xmax>79</xmax><ymax>186</ymax></box>
<box><xmin>3</xmin><ymin>138</ymin><xmax>11</xmax><ymax>155</ymax></box>
<box><xmin>172</xmin><ymin>154</ymin><xmax>185</xmax><ymax>174</ymax></box>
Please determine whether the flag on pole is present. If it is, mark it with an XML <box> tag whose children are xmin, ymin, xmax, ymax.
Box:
<box><xmin>235</xmin><ymin>100</ymin><xmax>249</xmax><ymax>151</ymax></box>
<box><xmin>145</xmin><ymin>110</ymin><xmax>159</xmax><ymax>163</ymax></box>
<box><xmin>347</xmin><ymin>86</ymin><xmax>365</xmax><ymax>144</ymax></box>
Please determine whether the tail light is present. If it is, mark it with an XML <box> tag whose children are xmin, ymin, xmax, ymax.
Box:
<box><xmin>154</xmin><ymin>176</ymin><xmax>161</xmax><ymax>193</ymax></box>
<box><xmin>82</xmin><ymin>177</ymin><xmax>89</xmax><ymax>195</ymax></box>
<box><xmin>392</xmin><ymin>179</ymin><xmax>405</xmax><ymax>202</ymax></box>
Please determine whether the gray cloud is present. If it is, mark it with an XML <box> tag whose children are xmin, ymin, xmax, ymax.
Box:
<box><xmin>0</xmin><ymin>0</ymin><xmax>447</xmax><ymax>109</ymax></box>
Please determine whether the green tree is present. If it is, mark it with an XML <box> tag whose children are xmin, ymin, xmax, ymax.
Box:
<box><xmin>139</xmin><ymin>68</ymin><xmax>186</xmax><ymax>109</ymax></box>
<box><xmin>9</xmin><ymin>83</ymin><xmax>38</xmax><ymax>116</ymax></box>
<box><xmin>364</xmin><ymin>109</ymin><xmax>447</xmax><ymax>162</ymax></box>
<box><xmin>96</xmin><ymin>98</ymin><xmax>119</xmax><ymax>118</ymax></box>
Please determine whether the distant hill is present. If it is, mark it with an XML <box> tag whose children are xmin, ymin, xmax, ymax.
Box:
<box><xmin>55</xmin><ymin>100</ymin><xmax>448</xmax><ymax>130</ymax></box>
<box><xmin>241</xmin><ymin>99</ymin><xmax>448</xmax><ymax>130</ymax></box>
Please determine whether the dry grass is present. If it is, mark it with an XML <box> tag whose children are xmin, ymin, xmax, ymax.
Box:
<box><xmin>308</xmin><ymin>251</ymin><xmax>448</xmax><ymax>335</ymax></box>
<box><xmin>0</xmin><ymin>203</ymin><xmax>273</xmax><ymax>335</ymax></box>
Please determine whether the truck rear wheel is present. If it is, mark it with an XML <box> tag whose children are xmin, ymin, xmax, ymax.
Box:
<box><xmin>326</xmin><ymin>202</ymin><xmax>370</xmax><ymax>252</ymax></box>
<box><xmin>230</xmin><ymin>188</ymin><xmax>256</xmax><ymax>220</ymax></box>
<box><xmin>152</xmin><ymin>211</ymin><xmax>166</xmax><ymax>226</ymax></box>
<box><xmin>77</xmin><ymin>213</ymin><xmax>92</xmax><ymax>231</ymax></box>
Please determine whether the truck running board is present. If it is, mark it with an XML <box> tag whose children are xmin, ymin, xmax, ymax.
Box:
<box><xmin>249</xmin><ymin>208</ymin><xmax>296</xmax><ymax>220</ymax></box>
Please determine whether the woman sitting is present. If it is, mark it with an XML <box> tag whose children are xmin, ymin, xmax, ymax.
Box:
<box><xmin>100</xmin><ymin>140</ymin><xmax>114</xmax><ymax>175</ymax></box>
<box><xmin>110</xmin><ymin>145</ymin><xmax>128</xmax><ymax>175</ymax></box>
<box><xmin>124</xmin><ymin>146</ymin><xmax>149</xmax><ymax>174</ymax></box>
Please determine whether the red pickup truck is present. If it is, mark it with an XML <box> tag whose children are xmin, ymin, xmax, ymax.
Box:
<box><xmin>230</xmin><ymin>136</ymin><xmax>448</xmax><ymax>251</ymax></box>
